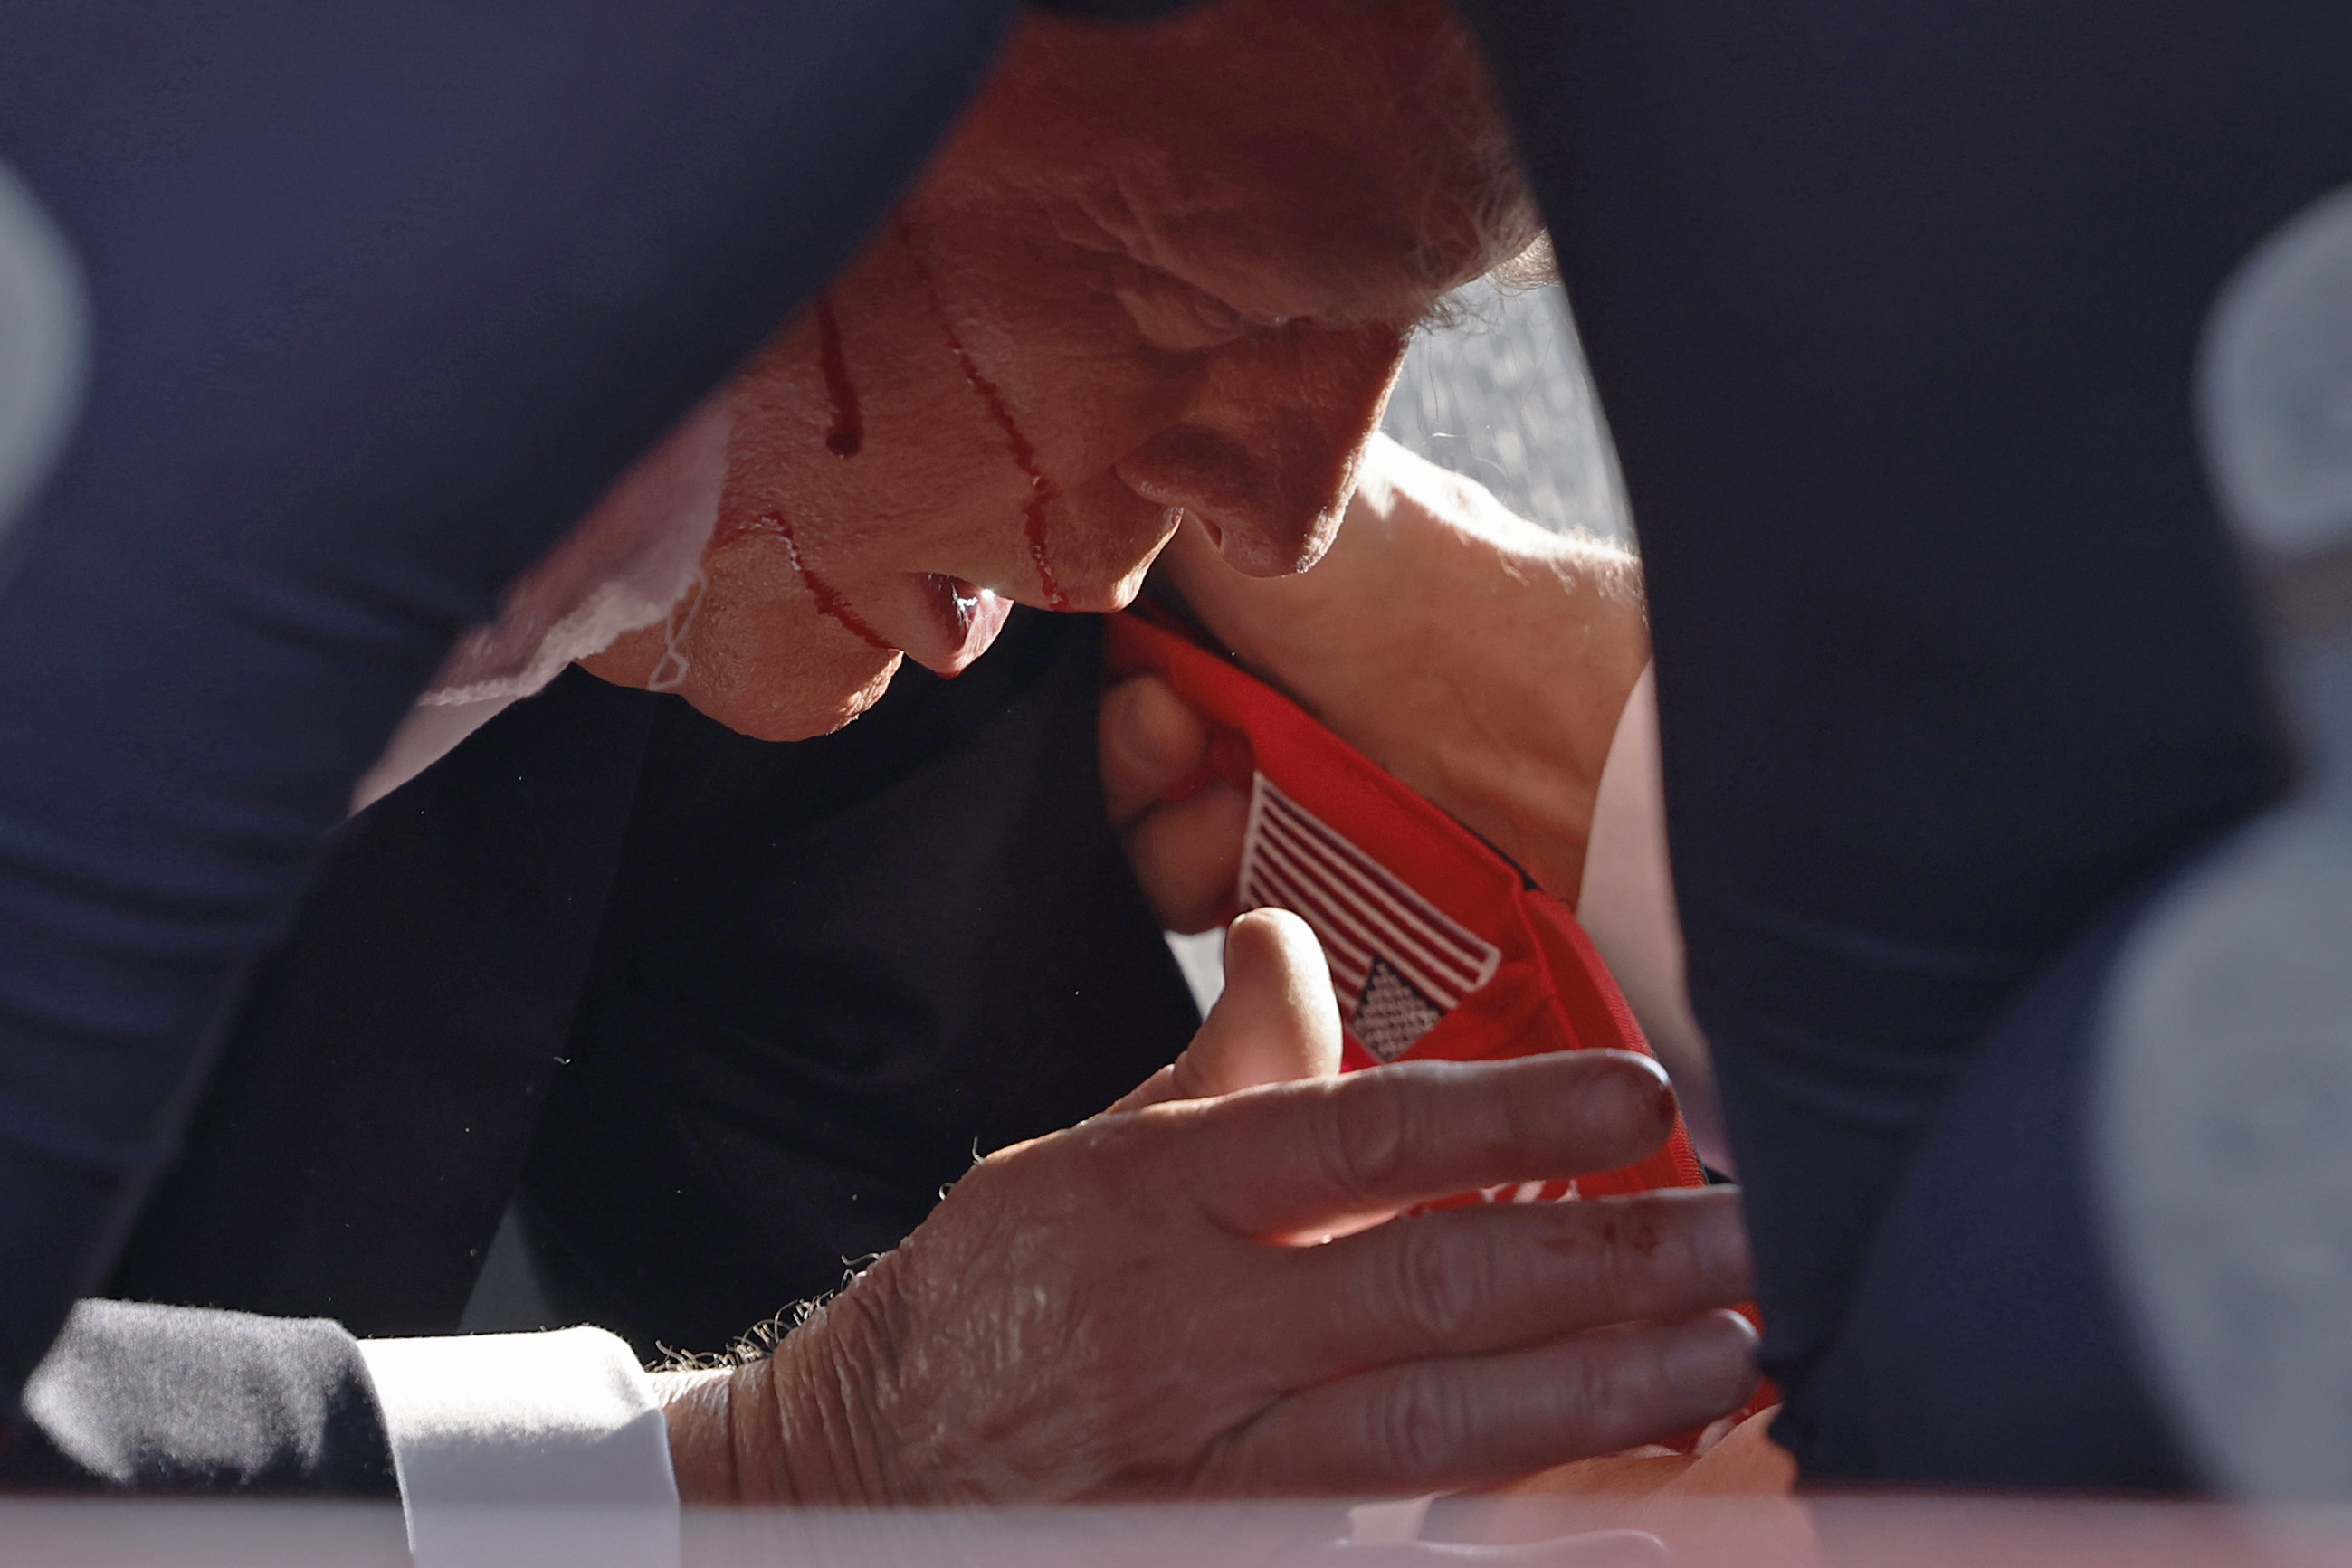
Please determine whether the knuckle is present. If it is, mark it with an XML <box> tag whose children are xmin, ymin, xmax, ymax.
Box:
<box><xmin>1576</xmin><ymin>1195</ymin><xmax>1698</xmax><ymax>1317</ymax></box>
<box><xmin>991</xmin><ymin>1118</ymin><xmax>1137</xmax><ymax>1215</ymax></box>
<box><xmin>1073</xmin><ymin>1122</ymin><xmax>1166</xmax><ymax>1216</ymax></box>
<box><xmin>1581</xmin><ymin>1214</ymin><xmax>1642</xmax><ymax>1316</ymax></box>
<box><xmin>1554</xmin><ymin>1338</ymin><xmax>1634</xmax><ymax>1446</ymax></box>
<box><xmin>1375</xmin><ymin>1364</ymin><xmax>1477</xmax><ymax>1478</ymax></box>
<box><xmin>1316</xmin><ymin>1068</ymin><xmax>1418</xmax><ymax>1203</ymax></box>
<box><xmin>1386</xmin><ymin>1223</ymin><xmax>1485</xmax><ymax>1352</ymax></box>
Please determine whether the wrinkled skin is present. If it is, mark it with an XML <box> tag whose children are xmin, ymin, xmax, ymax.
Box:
<box><xmin>1104</xmin><ymin>432</ymin><xmax>1652</xmax><ymax>931</ymax></box>
<box><xmin>662</xmin><ymin>912</ymin><xmax>1758</xmax><ymax>1505</ymax></box>
<box><xmin>586</xmin><ymin>0</ymin><xmax>1538</xmax><ymax>739</ymax></box>
<box><xmin>1098</xmin><ymin>436</ymin><xmax>1739</xmax><ymax>1196</ymax></box>
<box><xmin>624</xmin><ymin>0</ymin><xmax>1761</xmax><ymax>1509</ymax></box>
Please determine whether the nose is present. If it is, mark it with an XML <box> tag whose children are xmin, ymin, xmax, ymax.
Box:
<box><xmin>1116</xmin><ymin>323</ymin><xmax>1407</xmax><ymax>578</ymax></box>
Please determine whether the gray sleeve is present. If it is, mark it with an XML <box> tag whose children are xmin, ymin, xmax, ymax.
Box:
<box><xmin>4</xmin><ymin>1298</ymin><xmax>401</xmax><ymax>1502</ymax></box>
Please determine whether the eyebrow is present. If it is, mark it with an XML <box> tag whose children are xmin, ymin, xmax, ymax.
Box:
<box><xmin>1078</xmin><ymin>184</ymin><xmax>1481</xmax><ymax>337</ymax></box>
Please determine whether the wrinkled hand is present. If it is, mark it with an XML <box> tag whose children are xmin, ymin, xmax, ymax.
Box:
<box><xmin>662</xmin><ymin>909</ymin><xmax>1757</xmax><ymax>1506</ymax></box>
<box><xmin>1116</xmin><ymin>433</ymin><xmax>1649</xmax><ymax>913</ymax></box>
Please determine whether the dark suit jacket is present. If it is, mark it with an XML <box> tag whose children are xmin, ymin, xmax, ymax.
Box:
<box><xmin>109</xmin><ymin>608</ymin><xmax>1197</xmax><ymax>1354</ymax></box>
<box><xmin>3</xmin><ymin>610</ymin><xmax>1193</xmax><ymax>1495</ymax></box>
<box><xmin>3</xmin><ymin>1299</ymin><xmax>400</xmax><ymax>1516</ymax></box>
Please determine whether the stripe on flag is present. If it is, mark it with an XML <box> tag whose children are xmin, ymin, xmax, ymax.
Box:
<box><xmin>1236</xmin><ymin>773</ymin><xmax>1501</xmax><ymax>1060</ymax></box>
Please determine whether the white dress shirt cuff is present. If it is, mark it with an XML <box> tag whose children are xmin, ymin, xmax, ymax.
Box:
<box><xmin>357</xmin><ymin>1327</ymin><xmax>680</xmax><ymax>1568</ymax></box>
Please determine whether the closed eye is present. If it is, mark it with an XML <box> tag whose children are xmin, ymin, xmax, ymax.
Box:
<box><xmin>1112</xmin><ymin>267</ymin><xmax>1256</xmax><ymax>353</ymax></box>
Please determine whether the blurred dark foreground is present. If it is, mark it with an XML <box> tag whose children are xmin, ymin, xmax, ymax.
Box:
<box><xmin>7</xmin><ymin>1496</ymin><xmax>2352</xmax><ymax>1568</ymax></box>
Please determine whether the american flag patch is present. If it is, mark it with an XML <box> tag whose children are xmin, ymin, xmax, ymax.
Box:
<box><xmin>1236</xmin><ymin>773</ymin><xmax>1502</xmax><ymax>1060</ymax></box>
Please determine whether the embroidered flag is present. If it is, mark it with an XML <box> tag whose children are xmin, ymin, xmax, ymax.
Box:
<box><xmin>1239</xmin><ymin>773</ymin><xmax>1501</xmax><ymax>1062</ymax></box>
<box><xmin>1105</xmin><ymin>608</ymin><xmax>1773</xmax><ymax>1441</ymax></box>
<box><xmin>1104</xmin><ymin>607</ymin><xmax>1705</xmax><ymax>1199</ymax></box>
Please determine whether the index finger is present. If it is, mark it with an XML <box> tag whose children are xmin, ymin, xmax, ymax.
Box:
<box><xmin>1156</xmin><ymin>1050</ymin><xmax>1679</xmax><ymax>1239</ymax></box>
<box><xmin>1100</xmin><ymin>671</ymin><xmax>1210</xmax><ymax>825</ymax></box>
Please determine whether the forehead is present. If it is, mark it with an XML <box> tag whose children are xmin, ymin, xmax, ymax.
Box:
<box><xmin>938</xmin><ymin>2</ymin><xmax>1533</xmax><ymax>328</ymax></box>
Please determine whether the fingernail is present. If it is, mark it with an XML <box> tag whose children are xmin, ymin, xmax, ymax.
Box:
<box><xmin>1662</xmin><ymin>1316</ymin><xmax>1758</xmax><ymax>1406</ymax></box>
<box><xmin>1589</xmin><ymin>1051</ymin><xmax>1671</xmax><ymax>1122</ymax></box>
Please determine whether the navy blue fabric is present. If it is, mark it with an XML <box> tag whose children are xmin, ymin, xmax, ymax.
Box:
<box><xmin>1458</xmin><ymin>0</ymin><xmax>2350</xmax><ymax>1485</ymax></box>
<box><xmin>1035</xmin><ymin>0</ymin><xmax>1199</xmax><ymax>16</ymax></box>
<box><xmin>1806</xmin><ymin>881</ymin><xmax>2192</xmax><ymax>1489</ymax></box>
<box><xmin>5</xmin><ymin>0</ymin><xmax>2337</xmax><ymax>1494</ymax></box>
<box><xmin>0</xmin><ymin>0</ymin><xmax>1037</xmax><ymax>1420</ymax></box>
<box><xmin>3</xmin><ymin>1299</ymin><xmax>400</xmax><ymax>1504</ymax></box>
<box><xmin>105</xmin><ymin>668</ymin><xmax>660</xmax><ymax>1336</ymax></box>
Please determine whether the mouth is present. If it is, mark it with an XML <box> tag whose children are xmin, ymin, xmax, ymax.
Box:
<box><xmin>871</xmin><ymin>572</ymin><xmax>1014</xmax><ymax>676</ymax></box>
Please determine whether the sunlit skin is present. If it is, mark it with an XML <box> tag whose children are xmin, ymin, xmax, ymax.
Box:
<box><xmin>1106</xmin><ymin>434</ymin><xmax>1652</xmax><ymax>926</ymax></box>
<box><xmin>595</xmin><ymin>0</ymin><xmax>1762</xmax><ymax>1510</ymax></box>
<box><xmin>584</xmin><ymin>0</ymin><xmax>1538</xmax><ymax>739</ymax></box>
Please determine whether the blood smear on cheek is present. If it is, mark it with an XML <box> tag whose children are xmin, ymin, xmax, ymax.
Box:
<box><xmin>897</xmin><ymin>218</ymin><xmax>1071</xmax><ymax>611</ymax></box>
<box><xmin>709</xmin><ymin>512</ymin><xmax>892</xmax><ymax>653</ymax></box>
<box><xmin>813</xmin><ymin>293</ymin><xmax>864</xmax><ymax>458</ymax></box>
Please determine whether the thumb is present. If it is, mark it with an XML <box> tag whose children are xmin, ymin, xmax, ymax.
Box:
<box><xmin>1112</xmin><ymin>908</ymin><xmax>1342</xmax><ymax>1112</ymax></box>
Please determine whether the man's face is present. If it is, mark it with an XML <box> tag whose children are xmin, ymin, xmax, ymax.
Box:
<box><xmin>587</xmin><ymin>0</ymin><xmax>1535</xmax><ymax>739</ymax></box>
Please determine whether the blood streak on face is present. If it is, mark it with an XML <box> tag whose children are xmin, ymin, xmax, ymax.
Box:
<box><xmin>812</xmin><ymin>294</ymin><xmax>864</xmax><ymax>458</ymax></box>
<box><xmin>581</xmin><ymin>3</ymin><xmax>1536</xmax><ymax>744</ymax></box>
<box><xmin>896</xmin><ymin>218</ymin><xmax>1072</xmax><ymax>611</ymax></box>
<box><xmin>709</xmin><ymin>511</ymin><xmax>894</xmax><ymax>653</ymax></box>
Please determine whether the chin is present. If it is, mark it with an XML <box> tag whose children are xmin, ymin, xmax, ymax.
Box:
<box><xmin>684</xmin><ymin>652</ymin><xmax>904</xmax><ymax>742</ymax></box>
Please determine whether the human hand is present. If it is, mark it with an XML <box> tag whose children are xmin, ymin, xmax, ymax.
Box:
<box><xmin>1101</xmin><ymin>455</ymin><xmax>1731</xmax><ymax>1171</ymax></box>
<box><xmin>1107</xmin><ymin>908</ymin><xmax>1344</xmax><ymax>1107</ymax></box>
<box><xmin>660</xmin><ymin>909</ymin><xmax>1757</xmax><ymax>1506</ymax></box>
<box><xmin>1101</xmin><ymin>663</ymin><xmax>1252</xmax><ymax>932</ymax></box>
<box><xmin>1132</xmin><ymin>432</ymin><xmax>1650</xmax><ymax>906</ymax></box>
